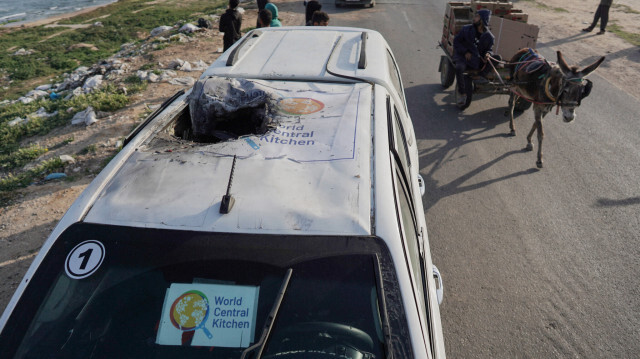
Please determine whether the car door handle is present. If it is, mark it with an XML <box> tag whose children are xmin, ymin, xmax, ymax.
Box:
<box><xmin>433</xmin><ymin>265</ymin><xmax>443</xmax><ymax>305</ymax></box>
<box><xmin>417</xmin><ymin>174</ymin><xmax>426</xmax><ymax>197</ymax></box>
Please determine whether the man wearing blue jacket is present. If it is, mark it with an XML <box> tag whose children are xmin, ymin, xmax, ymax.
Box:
<box><xmin>453</xmin><ymin>9</ymin><xmax>494</xmax><ymax>110</ymax></box>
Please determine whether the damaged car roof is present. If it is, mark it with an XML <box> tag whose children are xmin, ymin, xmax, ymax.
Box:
<box><xmin>83</xmin><ymin>80</ymin><xmax>373</xmax><ymax>235</ymax></box>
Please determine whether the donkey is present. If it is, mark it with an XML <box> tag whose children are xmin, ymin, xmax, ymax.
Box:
<box><xmin>506</xmin><ymin>48</ymin><xmax>605</xmax><ymax>168</ymax></box>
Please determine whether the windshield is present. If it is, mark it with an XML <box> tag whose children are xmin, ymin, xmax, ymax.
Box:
<box><xmin>0</xmin><ymin>223</ymin><xmax>404</xmax><ymax>359</ymax></box>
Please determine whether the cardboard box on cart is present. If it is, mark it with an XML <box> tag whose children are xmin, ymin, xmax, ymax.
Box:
<box><xmin>489</xmin><ymin>16</ymin><xmax>539</xmax><ymax>60</ymax></box>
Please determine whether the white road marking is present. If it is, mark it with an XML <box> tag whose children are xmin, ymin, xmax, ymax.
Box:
<box><xmin>402</xmin><ymin>10</ymin><xmax>413</xmax><ymax>31</ymax></box>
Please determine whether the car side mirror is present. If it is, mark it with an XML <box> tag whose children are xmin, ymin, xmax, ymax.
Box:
<box><xmin>433</xmin><ymin>265</ymin><xmax>443</xmax><ymax>305</ymax></box>
<box><xmin>417</xmin><ymin>174</ymin><xmax>426</xmax><ymax>197</ymax></box>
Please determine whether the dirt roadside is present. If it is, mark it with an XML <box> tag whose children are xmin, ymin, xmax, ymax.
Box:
<box><xmin>1</xmin><ymin>0</ymin><xmax>638</xmax><ymax>311</ymax></box>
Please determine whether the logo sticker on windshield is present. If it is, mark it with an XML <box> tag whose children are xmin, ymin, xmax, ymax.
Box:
<box><xmin>65</xmin><ymin>240</ymin><xmax>105</xmax><ymax>279</ymax></box>
<box><xmin>157</xmin><ymin>283</ymin><xmax>260</xmax><ymax>347</ymax></box>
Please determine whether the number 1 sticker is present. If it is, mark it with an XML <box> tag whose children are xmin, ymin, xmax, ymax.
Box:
<box><xmin>65</xmin><ymin>240</ymin><xmax>105</xmax><ymax>279</ymax></box>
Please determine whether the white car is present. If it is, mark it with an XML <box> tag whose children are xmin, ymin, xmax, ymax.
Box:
<box><xmin>0</xmin><ymin>27</ymin><xmax>445</xmax><ymax>359</ymax></box>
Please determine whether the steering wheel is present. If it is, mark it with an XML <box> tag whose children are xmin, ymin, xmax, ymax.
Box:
<box><xmin>263</xmin><ymin>321</ymin><xmax>375</xmax><ymax>359</ymax></box>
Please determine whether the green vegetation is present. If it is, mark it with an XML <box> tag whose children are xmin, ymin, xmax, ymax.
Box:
<box><xmin>607</xmin><ymin>23</ymin><xmax>640</xmax><ymax>47</ymax></box>
<box><xmin>0</xmin><ymin>83</ymin><xmax>142</xmax><ymax>193</ymax></box>
<box><xmin>0</xmin><ymin>0</ymin><xmax>228</xmax><ymax>194</ymax></box>
<box><xmin>0</xmin><ymin>145</ymin><xmax>48</xmax><ymax>170</ymax></box>
<box><xmin>124</xmin><ymin>74</ymin><xmax>148</xmax><ymax>92</ymax></box>
<box><xmin>81</xmin><ymin>144</ymin><xmax>97</xmax><ymax>154</ymax></box>
<box><xmin>0</xmin><ymin>0</ymin><xmax>225</xmax><ymax>99</ymax></box>
<box><xmin>0</xmin><ymin>157</ymin><xmax>64</xmax><ymax>192</ymax></box>
<box><xmin>0</xmin><ymin>84</ymin><xmax>133</xmax><ymax>155</ymax></box>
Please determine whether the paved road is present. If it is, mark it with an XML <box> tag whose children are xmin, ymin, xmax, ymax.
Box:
<box><xmin>329</xmin><ymin>1</ymin><xmax>640</xmax><ymax>357</ymax></box>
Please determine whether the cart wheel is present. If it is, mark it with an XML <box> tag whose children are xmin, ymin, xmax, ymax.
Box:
<box><xmin>514</xmin><ymin>97</ymin><xmax>532</xmax><ymax>112</ymax></box>
<box><xmin>439</xmin><ymin>56</ymin><xmax>455</xmax><ymax>89</ymax></box>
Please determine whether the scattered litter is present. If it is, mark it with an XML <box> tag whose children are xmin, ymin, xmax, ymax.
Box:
<box><xmin>148</xmin><ymin>73</ymin><xmax>160</xmax><ymax>83</ymax></box>
<box><xmin>8</xmin><ymin>117</ymin><xmax>28</xmax><ymax>126</ymax></box>
<box><xmin>192</xmin><ymin>60</ymin><xmax>208</xmax><ymax>71</ymax></box>
<box><xmin>44</xmin><ymin>173</ymin><xmax>67</xmax><ymax>181</ymax></box>
<box><xmin>25</xmin><ymin>89</ymin><xmax>48</xmax><ymax>99</ymax></box>
<box><xmin>179</xmin><ymin>23</ymin><xmax>199</xmax><ymax>33</ymax></box>
<box><xmin>71</xmin><ymin>106</ymin><xmax>98</xmax><ymax>126</ymax></box>
<box><xmin>50</xmin><ymin>92</ymin><xmax>61</xmax><ymax>100</ymax></box>
<box><xmin>136</xmin><ymin>70</ymin><xmax>149</xmax><ymax>80</ymax></box>
<box><xmin>59</xmin><ymin>155</ymin><xmax>76</xmax><ymax>164</ymax></box>
<box><xmin>12</xmin><ymin>48</ymin><xmax>36</xmax><ymax>56</ymax></box>
<box><xmin>93</xmin><ymin>21</ymin><xmax>103</xmax><ymax>27</ymax></box>
<box><xmin>30</xmin><ymin>107</ymin><xmax>58</xmax><ymax>119</ymax></box>
<box><xmin>116</xmin><ymin>140</ymin><xmax>123</xmax><ymax>149</ymax></box>
<box><xmin>68</xmin><ymin>43</ymin><xmax>99</xmax><ymax>51</ymax></box>
<box><xmin>82</xmin><ymin>75</ymin><xmax>103</xmax><ymax>93</ymax></box>
<box><xmin>169</xmin><ymin>33</ymin><xmax>190</xmax><ymax>43</ymax></box>
<box><xmin>151</xmin><ymin>25</ymin><xmax>173</xmax><ymax>37</ymax></box>
<box><xmin>36</xmin><ymin>84</ymin><xmax>52</xmax><ymax>91</ymax></box>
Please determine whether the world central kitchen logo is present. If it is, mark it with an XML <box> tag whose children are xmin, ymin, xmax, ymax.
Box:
<box><xmin>169</xmin><ymin>291</ymin><xmax>252</xmax><ymax>335</ymax></box>
<box><xmin>157</xmin><ymin>283</ymin><xmax>258</xmax><ymax>347</ymax></box>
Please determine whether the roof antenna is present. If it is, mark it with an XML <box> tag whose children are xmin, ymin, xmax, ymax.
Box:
<box><xmin>219</xmin><ymin>155</ymin><xmax>237</xmax><ymax>214</ymax></box>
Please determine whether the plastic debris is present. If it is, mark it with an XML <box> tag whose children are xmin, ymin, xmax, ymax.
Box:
<box><xmin>179</xmin><ymin>23</ymin><xmax>199</xmax><ymax>33</ymax></box>
<box><xmin>83</xmin><ymin>75</ymin><xmax>103</xmax><ymax>93</ymax></box>
<box><xmin>71</xmin><ymin>106</ymin><xmax>98</xmax><ymax>126</ymax></box>
<box><xmin>59</xmin><ymin>155</ymin><xmax>76</xmax><ymax>164</ymax></box>
<box><xmin>8</xmin><ymin>117</ymin><xmax>28</xmax><ymax>126</ymax></box>
<box><xmin>44</xmin><ymin>173</ymin><xmax>67</xmax><ymax>181</ymax></box>
<box><xmin>151</xmin><ymin>25</ymin><xmax>173</xmax><ymax>37</ymax></box>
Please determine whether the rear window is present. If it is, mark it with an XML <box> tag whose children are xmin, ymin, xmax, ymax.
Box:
<box><xmin>0</xmin><ymin>224</ymin><xmax>411</xmax><ymax>359</ymax></box>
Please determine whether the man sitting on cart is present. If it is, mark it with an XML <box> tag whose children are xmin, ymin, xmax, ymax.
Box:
<box><xmin>453</xmin><ymin>9</ymin><xmax>494</xmax><ymax>110</ymax></box>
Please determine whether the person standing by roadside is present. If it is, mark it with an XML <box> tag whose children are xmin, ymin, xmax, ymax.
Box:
<box><xmin>305</xmin><ymin>1</ymin><xmax>322</xmax><ymax>25</ymax></box>
<box><xmin>265</xmin><ymin>3</ymin><xmax>282</xmax><ymax>27</ymax></box>
<box><xmin>258</xmin><ymin>9</ymin><xmax>273</xmax><ymax>28</ymax></box>
<box><xmin>582</xmin><ymin>0</ymin><xmax>613</xmax><ymax>35</ymax></box>
<box><xmin>311</xmin><ymin>11</ymin><xmax>330</xmax><ymax>26</ymax></box>
<box><xmin>219</xmin><ymin>0</ymin><xmax>243</xmax><ymax>51</ymax></box>
<box><xmin>256</xmin><ymin>0</ymin><xmax>270</xmax><ymax>28</ymax></box>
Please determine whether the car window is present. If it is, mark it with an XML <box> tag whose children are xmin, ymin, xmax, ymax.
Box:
<box><xmin>393</xmin><ymin>163</ymin><xmax>435</xmax><ymax>356</ymax></box>
<box><xmin>0</xmin><ymin>224</ymin><xmax>403</xmax><ymax>359</ymax></box>
<box><xmin>393</xmin><ymin>106</ymin><xmax>411</xmax><ymax>168</ymax></box>
<box><xmin>386</xmin><ymin>49</ymin><xmax>406</xmax><ymax>110</ymax></box>
<box><xmin>394</xmin><ymin>168</ymin><xmax>426</xmax><ymax>318</ymax></box>
<box><xmin>387</xmin><ymin>97</ymin><xmax>414</xmax><ymax>210</ymax></box>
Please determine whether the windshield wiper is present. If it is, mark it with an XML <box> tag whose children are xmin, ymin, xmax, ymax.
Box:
<box><xmin>241</xmin><ymin>268</ymin><xmax>293</xmax><ymax>359</ymax></box>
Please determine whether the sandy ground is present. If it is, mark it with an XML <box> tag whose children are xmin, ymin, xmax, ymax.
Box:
<box><xmin>0</xmin><ymin>0</ymin><xmax>638</xmax><ymax>311</ymax></box>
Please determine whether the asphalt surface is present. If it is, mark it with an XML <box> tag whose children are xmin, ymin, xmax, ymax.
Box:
<box><xmin>330</xmin><ymin>1</ymin><xmax>640</xmax><ymax>357</ymax></box>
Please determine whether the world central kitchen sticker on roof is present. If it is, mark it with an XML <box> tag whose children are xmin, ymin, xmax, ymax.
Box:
<box><xmin>210</xmin><ymin>82</ymin><xmax>371</xmax><ymax>162</ymax></box>
<box><xmin>156</xmin><ymin>283</ymin><xmax>260</xmax><ymax>347</ymax></box>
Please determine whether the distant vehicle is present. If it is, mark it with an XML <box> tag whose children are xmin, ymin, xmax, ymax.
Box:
<box><xmin>335</xmin><ymin>0</ymin><xmax>375</xmax><ymax>8</ymax></box>
<box><xmin>0</xmin><ymin>27</ymin><xmax>445</xmax><ymax>359</ymax></box>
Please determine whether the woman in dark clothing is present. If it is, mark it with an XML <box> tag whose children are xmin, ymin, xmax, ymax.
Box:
<box><xmin>219</xmin><ymin>0</ymin><xmax>243</xmax><ymax>51</ymax></box>
<box><xmin>305</xmin><ymin>1</ymin><xmax>322</xmax><ymax>25</ymax></box>
<box><xmin>582</xmin><ymin>0</ymin><xmax>613</xmax><ymax>35</ymax></box>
